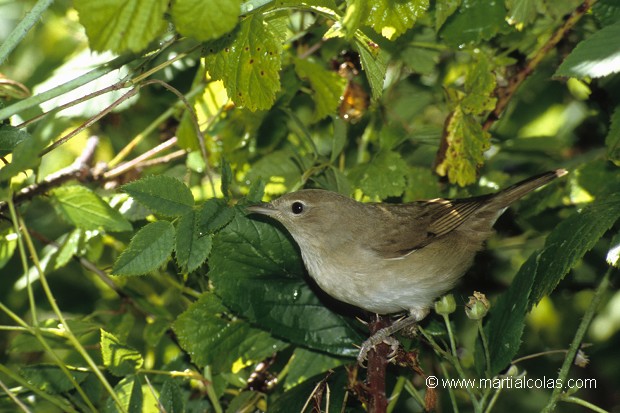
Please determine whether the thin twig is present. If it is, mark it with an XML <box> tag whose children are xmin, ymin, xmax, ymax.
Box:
<box><xmin>103</xmin><ymin>137</ymin><xmax>179</xmax><ymax>180</ymax></box>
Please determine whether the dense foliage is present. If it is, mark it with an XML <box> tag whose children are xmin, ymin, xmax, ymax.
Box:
<box><xmin>1</xmin><ymin>0</ymin><xmax>619</xmax><ymax>412</ymax></box>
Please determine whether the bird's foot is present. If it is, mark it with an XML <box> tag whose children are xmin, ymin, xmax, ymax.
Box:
<box><xmin>357</xmin><ymin>332</ymin><xmax>400</xmax><ymax>366</ymax></box>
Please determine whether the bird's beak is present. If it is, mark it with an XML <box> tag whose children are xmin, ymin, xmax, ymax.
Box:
<box><xmin>246</xmin><ymin>203</ymin><xmax>277</xmax><ymax>216</ymax></box>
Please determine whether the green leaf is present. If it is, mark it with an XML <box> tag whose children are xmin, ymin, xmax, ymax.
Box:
<box><xmin>176</xmin><ymin>210</ymin><xmax>213</xmax><ymax>272</ymax></box>
<box><xmin>351</xmin><ymin>150</ymin><xmax>408</xmax><ymax>199</ymax></box>
<box><xmin>245</xmin><ymin>149</ymin><xmax>309</xmax><ymax>195</ymax></box>
<box><xmin>204</xmin><ymin>14</ymin><xmax>282</xmax><ymax>111</ymax></box>
<box><xmin>435</xmin><ymin>0</ymin><xmax>460</xmax><ymax>31</ymax></box>
<box><xmin>173</xmin><ymin>293</ymin><xmax>288</xmax><ymax>371</ymax></box>
<box><xmin>171</xmin><ymin>0</ymin><xmax>240</xmax><ymax>41</ymax></box>
<box><xmin>20</xmin><ymin>365</ymin><xmax>89</xmax><ymax>394</ymax></box>
<box><xmin>440</xmin><ymin>0</ymin><xmax>508</xmax><ymax>45</ymax></box>
<box><xmin>100</xmin><ymin>329</ymin><xmax>144</xmax><ymax>376</ymax></box>
<box><xmin>221</xmin><ymin>157</ymin><xmax>233</xmax><ymax>199</ymax></box>
<box><xmin>555</xmin><ymin>20</ymin><xmax>620</xmax><ymax>78</ymax></box>
<box><xmin>363</xmin><ymin>0</ymin><xmax>429</xmax><ymax>40</ymax></box>
<box><xmin>0</xmin><ymin>124</ymin><xmax>28</xmax><ymax>157</ymax></box>
<box><xmin>209</xmin><ymin>212</ymin><xmax>363</xmax><ymax>357</ymax></box>
<box><xmin>74</xmin><ymin>0</ymin><xmax>168</xmax><ymax>53</ymax></box>
<box><xmin>606</xmin><ymin>106</ymin><xmax>620</xmax><ymax>165</ymax></box>
<box><xmin>353</xmin><ymin>37</ymin><xmax>388</xmax><ymax>100</ymax></box>
<box><xmin>284</xmin><ymin>348</ymin><xmax>344</xmax><ymax>390</ymax></box>
<box><xmin>608</xmin><ymin>232</ymin><xmax>620</xmax><ymax>268</ymax></box>
<box><xmin>0</xmin><ymin>228</ymin><xmax>17</xmax><ymax>270</ymax></box>
<box><xmin>435</xmin><ymin>107</ymin><xmax>491</xmax><ymax>186</ymax></box>
<box><xmin>593</xmin><ymin>0</ymin><xmax>620</xmax><ymax>27</ymax></box>
<box><xmin>51</xmin><ymin>185</ymin><xmax>132</xmax><ymax>232</ymax></box>
<box><xmin>159</xmin><ymin>378</ymin><xmax>185</xmax><ymax>413</ymax></box>
<box><xmin>294</xmin><ymin>58</ymin><xmax>347</xmax><ymax>122</ymax></box>
<box><xmin>112</xmin><ymin>221</ymin><xmax>175</xmax><ymax>276</ymax></box>
<box><xmin>197</xmin><ymin>198</ymin><xmax>236</xmax><ymax>234</ymax></box>
<box><xmin>0</xmin><ymin>127</ymin><xmax>49</xmax><ymax>182</ymax></box>
<box><xmin>486</xmin><ymin>193</ymin><xmax>620</xmax><ymax>373</ymax></box>
<box><xmin>104</xmin><ymin>375</ymin><xmax>143</xmax><ymax>413</ymax></box>
<box><xmin>461</xmin><ymin>54</ymin><xmax>497</xmax><ymax>115</ymax></box>
<box><xmin>506</xmin><ymin>0</ymin><xmax>538</xmax><ymax>27</ymax></box>
<box><xmin>122</xmin><ymin>175</ymin><xmax>194</xmax><ymax>217</ymax></box>
<box><xmin>51</xmin><ymin>229</ymin><xmax>81</xmax><ymax>270</ymax></box>
<box><xmin>342</xmin><ymin>0</ymin><xmax>365</xmax><ymax>39</ymax></box>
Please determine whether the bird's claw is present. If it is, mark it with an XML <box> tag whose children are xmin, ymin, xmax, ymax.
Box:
<box><xmin>356</xmin><ymin>336</ymin><xmax>401</xmax><ymax>366</ymax></box>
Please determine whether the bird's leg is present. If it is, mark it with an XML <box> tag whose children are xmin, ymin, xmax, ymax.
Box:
<box><xmin>357</xmin><ymin>308</ymin><xmax>429</xmax><ymax>366</ymax></box>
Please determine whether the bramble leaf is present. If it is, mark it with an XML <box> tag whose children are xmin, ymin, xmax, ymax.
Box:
<box><xmin>112</xmin><ymin>221</ymin><xmax>175</xmax><ymax>276</ymax></box>
<box><xmin>171</xmin><ymin>0</ymin><xmax>240</xmax><ymax>42</ymax></box>
<box><xmin>122</xmin><ymin>176</ymin><xmax>194</xmax><ymax>217</ymax></box>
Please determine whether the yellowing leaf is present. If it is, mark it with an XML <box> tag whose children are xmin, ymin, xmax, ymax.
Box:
<box><xmin>74</xmin><ymin>0</ymin><xmax>168</xmax><ymax>53</ymax></box>
<box><xmin>171</xmin><ymin>0</ymin><xmax>241</xmax><ymax>41</ymax></box>
<box><xmin>435</xmin><ymin>106</ymin><xmax>491</xmax><ymax>186</ymax></box>
<box><xmin>364</xmin><ymin>0</ymin><xmax>430</xmax><ymax>40</ymax></box>
<box><xmin>294</xmin><ymin>58</ymin><xmax>347</xmax><ymax>121</ymax></box>
<box><xmin>204</xmin><ymin>15</ymin><xmax>282</xmax><ymax>111</ymax></box>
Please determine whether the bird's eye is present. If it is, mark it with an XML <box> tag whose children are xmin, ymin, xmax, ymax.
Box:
<box><xmin>291</xmin><ymin>201</ymin><xmax>304</xmax><ymax>214</ymax></box>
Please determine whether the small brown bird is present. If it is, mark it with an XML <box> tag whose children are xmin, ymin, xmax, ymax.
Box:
<box><xmin>247</xmin><ymin>169</ymin><xmax>567</xmax><ymax>363</ymax></box>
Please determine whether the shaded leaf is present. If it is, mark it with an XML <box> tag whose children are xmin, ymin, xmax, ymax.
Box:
<box><xmin>173</xmin><ymin>293</ymin><xmax>288</xmax><ymax>371</ymax></box>
<box><xmin>122</xmin><ymin>175</ymin><xmax>194</xmax><ymax>217</ymax></box>
<box><xmin>100</xmin><ymin>329</ymin><xmax>144</xmax><ymax>376</ymax></box>
<box><xmin>294</xmin><ymin>58</ymin><xmax>347</xmax><ymax>121</ymax></box>
<box><xmin>51</xmin><ymin>186</ymin><xmax>132</xmax><ymax>232</ymax></box>
<box><xmin>176</xmin><ymin>210</ymin><xmax>213</xmax><ymax>272</ymax></box>
<box><xmin>440</xmin><ymin>0</ymin><xmax>508</xmax><ymax>45</ymax></box>
<box><xmin>606</xmin><ymin>105</ymin><xmax>620</xmax><ymax>165</ymax></box>
<box><xmin>204</xmin><ymin>14</ymin><xmax>282</xmax><ymax>111</ymax></box>
<box><xmin>284</xmin><ymin>348</ymin><xmax>344</xmax><ymax>390</ymax></box>
<box><xmin>20</xmin><ymin>365</ymin><xmax>89</xmax><ymax>394</ymax></box>
<box><xmin>555</xmin><ymin>20</ymin><xmax>620</xmax><ymax>78</ymax></box>
<box><xmin>209</xmin><ymin>212</ymin><xmax>363</xmax><ymax>357</ymax></box>
<box><xmin>351</xmin><ymin>150</ymin><xmax>408</xmax><ymax>199</ymax></box>
<box><xmin>0</xmin><ymin>128</ymin><xmax>49</xmax><ymax>182</ymax></box>
<box><xmin>506</xmin><ymin>0</ymin><xmax>538</xmax><ymax>27</ymax></box>
<box><xmin>197</xmin><ymin>198</ymin><xmax>236</xmax><ymax>234</ymax></box>
<box><xmin>0</xmin><ymin>124</ymin><xmax>28</xmax><ymax>157</ymax></box>
<box><xmin>74</xmin><ymin>0</ymin><xmax>167</xmax><ymax>53</ymax></box>
<box><xmin>171</xmin><ymin>0</ymin><xmax>240</xmax><ymax>42</ymax></box>
<box><xmin>159</xmin><ymin>378</ymin><xmax>185</xmax><ymax>413</ymax></box>
<box><xmin>112</xmin><ymin>221</ymin><xmax>175</xmax><ymax>276</ymax></box>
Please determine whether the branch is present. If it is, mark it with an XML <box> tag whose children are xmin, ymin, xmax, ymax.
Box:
<box><xmin>482</xmin><ymin>0</ymin><xmax>595</xmax><ymax>131</ymax></box>
<box><xmin>366</xmin><ymin>315</ymin><xmax>391</xmax><ymax>413</ymax></box>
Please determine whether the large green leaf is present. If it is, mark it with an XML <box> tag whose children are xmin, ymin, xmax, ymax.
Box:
<box><xmin>51</xmin><ymin>185</ymin><xmax>132</xmax><ymax>232</ymax></box>
<box><xmin>112</xmin><ymin>221</ymin><xmax>175</xmax><ymax>276</ymax></box>
<box><xmin>486</xmin><ymin>192</ymin><xmax>620</xmax><ymax>374</ymax></box>
<box><xmin>172</xmin><ymin>293</ymin><xmax>288</xmax><ymax>371</ymax></box>
<box><xmin>104</xmin><ymin>375</ymin><xmax>143</xmax><ymax>413</ymax></box>
<box><xmin>20</xmin><ymin>365</ymin><xmax>89</xmax><ymax>394</ymax></box>
<box><xmin>0</xmin><ymin>124</ymin><xmax>28</xmax><ymax>157</ymax></box>
<box><xmin>122</xmin><ymin>175</ymin><xmax>194</xmax><ymax>217</ymax></box>
<box><xmin>209</xmin><ymin>212</ymin><xmax>363</xmax><ymax>357</ymax></box>
<box><xmin>204</xmin><ymin>14</ymin><xmax>282</xmax><ymax>111</ymax></box>
<box><xmin>440</xmin><ymin>0</ymin><xmax>508</xmax><ymax>45</ymax></box>
<box><xmin>74</xmin><ymin>0</ymin><xmax>168</xmax><ymax>53</ymax></box>
<box><xmin>171</xmin><ymin>0</ymin><xmax>240</xmax><ymax>42</ymax></box>
<box><xmin>555</xmin><ymin>20</ymin><xmax>620</xmax><ymax>79</ymax></box>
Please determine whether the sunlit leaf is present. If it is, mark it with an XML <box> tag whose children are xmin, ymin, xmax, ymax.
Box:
<box><xmin>351</xmin><ymin>150</ymin><xmax>408</xmax><ymax>199</ymax></box>
<box><xmin>555</xmin><ymin>20</ymin><xmax>620</xmax><ymax>78</ymax></box>
<box><xmin>100</xmin><ymin>329</ymin><xmax>144</xmax><ymax>376</ymax></box>
<box><xmin>74</xmin><ymin>0</ymin><xmax>167</xmax><ymax>53</ymax></box>
<box><xmin>435</xmin><ymin>107</ymin><xmax>491</xmax><ymax>186</ymax></box>
<box><xmin>51</xmin><ymin>186</ymin><xmax>132</xmax><ymax>232</ymax></box>
<box><xmin>104</xmin><ymin>375</ymin><xmax>143</xmax><ymax>413</ymax></box>
<box><xmin>363</xmin><ymin>0</ymin><xmax>430</xmax><ymax>40</ymax></box>
<box><xmin>171</xmin><ymin>0</ymin><xmax>240</xmax><ymax>41</ymax></box>
<box><xmin>204</xmin><ymin>14</ymin><xmax>282</xmax><ymax>111</ymax></box>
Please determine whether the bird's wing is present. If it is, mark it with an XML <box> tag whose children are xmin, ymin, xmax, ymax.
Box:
<box><xmin>369</xmin><ymin>197</ymin><xmax>489</xmax><ymax>259</ymax></box>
